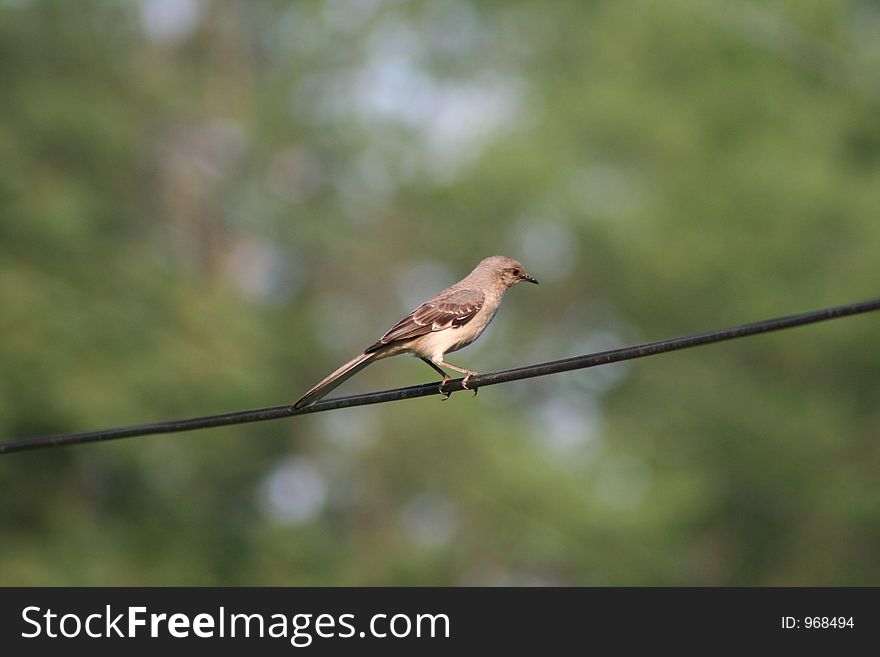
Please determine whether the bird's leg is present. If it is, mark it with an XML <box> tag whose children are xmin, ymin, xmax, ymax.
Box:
<box><xmin>420</xmin><ymin>357</ymin><xmax>449</xmax><ymax>379</ymax></box>
<box><xmin>434</xmin><ymin>358</ymin><xmax>479</xmax><ymax>397</ymax></box>
<box><xmin>420</xmin><ymin>357</ymin><xmax>454</xmax><ymax>400</ymax></box>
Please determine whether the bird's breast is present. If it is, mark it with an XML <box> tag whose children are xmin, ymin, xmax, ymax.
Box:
<box><xmin>446</xmin><ymin>305</ymin><xmax>498</xmax><ymax>353</ymax></box>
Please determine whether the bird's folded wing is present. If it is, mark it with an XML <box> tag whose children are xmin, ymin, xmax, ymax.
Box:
<box><xmin>365</xmin><ymin>287</ymin><xmax>484</xmax><ymax>352</ymax></box>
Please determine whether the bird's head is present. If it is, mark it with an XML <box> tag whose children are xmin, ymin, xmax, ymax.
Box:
<box><xmin>479</xmin><ymin>255</ymin><xmax>539</xmax><ymax>289</ymax></box>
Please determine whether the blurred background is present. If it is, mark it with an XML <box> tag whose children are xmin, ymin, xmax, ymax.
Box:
<box><xmin>2</xmin><ymin>0</ymin><xmax>879</xmax><ymax>585</ymax></box>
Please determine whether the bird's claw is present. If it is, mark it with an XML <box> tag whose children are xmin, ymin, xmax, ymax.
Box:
<box><xmin>462</xmin><ymin>372</ymin><xmax>478</xmax><ymax>397</ymax></box>
<box><xmin>439</xmin><ymin>376</ymin><xmax>452</xmax><ymax>401</ymax></box>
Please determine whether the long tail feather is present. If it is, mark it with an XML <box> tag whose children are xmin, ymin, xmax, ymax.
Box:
<box><xmin>292</xmin><ymin>352</ymin><xmax>377</xmax><ymax>409</ymax></box>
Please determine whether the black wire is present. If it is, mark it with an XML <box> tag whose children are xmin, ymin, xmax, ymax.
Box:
<box><xmin>2</xmin><ymin>297</ymin><xmax>879</xmax><ymax>455</ymax></box>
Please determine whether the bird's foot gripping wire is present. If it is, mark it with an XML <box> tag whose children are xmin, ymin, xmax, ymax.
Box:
<box><xmin>462</xmin><ymin>371</ymin><xmax>478</xmax><ymax>397</ymax></box>
<box><xmin>439</xmin><ymin>372</ymin><xmax>479</xmax><ymax>400</ymax></box>
<box><xmin>439</xmin><ymin>375</ymin><xmax>453</xmax><ymax>401</ymax></box>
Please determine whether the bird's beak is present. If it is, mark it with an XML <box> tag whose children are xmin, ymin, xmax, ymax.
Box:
<box><xmin>522</xmin><ymin>274</ymin><xmax>539</xmax><ymax>285</ymax></box>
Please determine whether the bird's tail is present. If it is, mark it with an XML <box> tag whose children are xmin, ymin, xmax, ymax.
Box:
<box><xmin>292</xmin><ymin>351</ymin><xmax>377</xmax><ymax>409</ymax></box>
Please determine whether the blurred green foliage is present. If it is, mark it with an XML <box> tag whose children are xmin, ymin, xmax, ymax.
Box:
<box><xmin>1</xmin><ymin>0</ymin><xmax>879</xmax><ymax>585</ymax></box>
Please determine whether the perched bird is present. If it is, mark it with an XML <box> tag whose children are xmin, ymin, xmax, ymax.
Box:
<box><xmin>292</xmin><ymin>255</ymin><xmax>538</xmax><ymax>409</ymax></box>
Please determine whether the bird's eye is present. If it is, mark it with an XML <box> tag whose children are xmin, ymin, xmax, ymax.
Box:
<box><xmin>512</xmin><ymin>268</ymin><xmax>521</xmax><ymax>276</ymax></box>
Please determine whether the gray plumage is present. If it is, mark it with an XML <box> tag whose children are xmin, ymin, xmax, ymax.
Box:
<box><xmin>293</xmin><ymin>255</ymin><xmax>538</xmax><ymax>409</ymax></box>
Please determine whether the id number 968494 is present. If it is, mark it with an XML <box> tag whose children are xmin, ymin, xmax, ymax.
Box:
<box><xmin>781</xmin><ymin>616</ymin><xmax>854</xmax><ymax>629</ymax></box>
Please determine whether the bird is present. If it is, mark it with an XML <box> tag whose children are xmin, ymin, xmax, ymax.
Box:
<box><xmin>292</xmin><ymin>255</ymin><xmax>538</xmax><ymax>409</ymax></box>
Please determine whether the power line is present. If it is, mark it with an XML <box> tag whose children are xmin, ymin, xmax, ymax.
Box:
<box><xmin>2</xmin><ymin>297</ymin><xmax>879</xmax><ymax>455</ymax></box>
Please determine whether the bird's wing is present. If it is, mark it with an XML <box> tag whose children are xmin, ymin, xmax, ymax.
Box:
<box><xmin>365</xmin><ymin>287</ymin><xmax>485</xmax><ymax>353</ymax></box>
